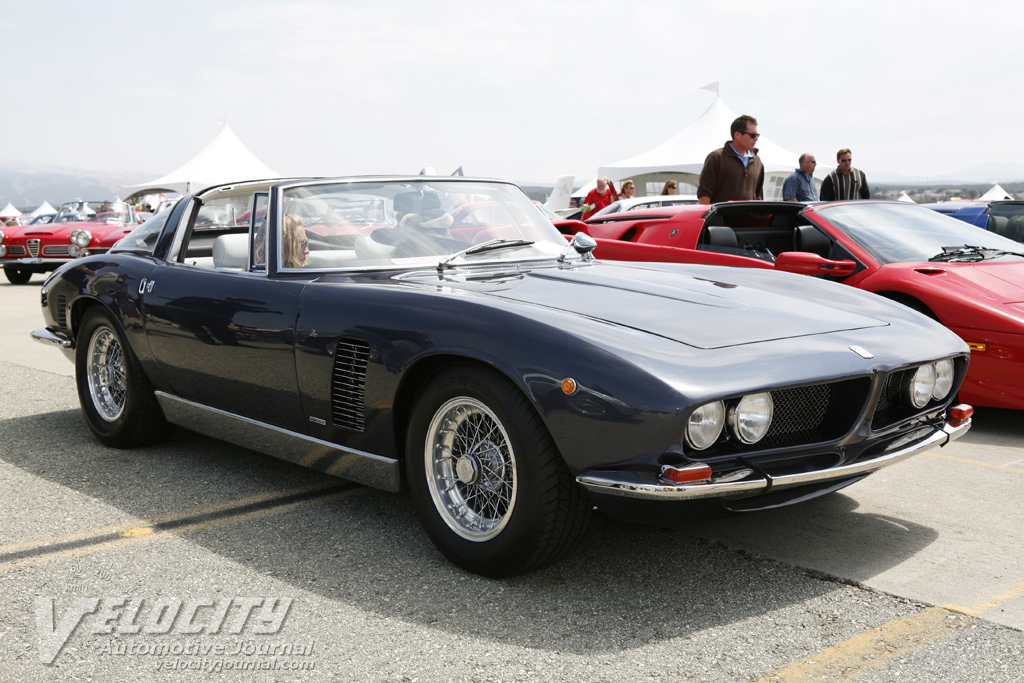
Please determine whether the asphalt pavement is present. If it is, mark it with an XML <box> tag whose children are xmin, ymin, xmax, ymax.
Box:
<box><xmin>1</xmin><ymin>272</ymin><xmax>1022</xmax><ymax>682</ymax></box>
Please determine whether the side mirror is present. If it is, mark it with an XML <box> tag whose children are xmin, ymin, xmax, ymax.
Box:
<box><xmin>558</xmin><ymin>232</ymin><xmax>598</xmax><ymax>262</ymax></box>
<box><xmin>775</xmin><ymin>251</ymin><xmax>857</xmax><ymax>277</ymax></box>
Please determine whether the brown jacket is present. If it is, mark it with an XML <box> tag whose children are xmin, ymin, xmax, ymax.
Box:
<box><xmin>697</xmin><ymin>141</ymin><xmax>765</xmax><ymax>203</ymax></box>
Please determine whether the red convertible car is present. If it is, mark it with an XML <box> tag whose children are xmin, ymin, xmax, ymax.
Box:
<box><xmin>582</xmin><ymin>200</ymin><xmax>1024</xmax><ymax>410</ymax></box>
<box><xmin>0</xmin><ymin>200</ymin><xmax>142</xmax><ymax>283</ymax></box>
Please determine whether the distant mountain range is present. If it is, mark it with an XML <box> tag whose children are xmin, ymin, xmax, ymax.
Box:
<box><xmin>0</xmin><ymin>160</ymin><xmax>154</xmax><ymax>211</ymax></box>
<box><xmin>848</xmin><ymin>162</ymin><xmax>1024</xmax><ymax>185</ymax></box>
<box><xmin>5</xmin><ymin>158</ymin><xmax>1024</xmax><ymax>210</ymax></box>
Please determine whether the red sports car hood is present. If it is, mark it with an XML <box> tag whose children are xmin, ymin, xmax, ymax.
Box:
<box><xmin>438</xmin><ymin>263</ymin><xmax>890</xmax><ymax>349</ymax></box>
<box><xmin>10</xmin><ymin>221</ymin><xmax>93</xmax><ymax>239</ymax></box>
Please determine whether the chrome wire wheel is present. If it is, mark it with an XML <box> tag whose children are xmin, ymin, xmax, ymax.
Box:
<box><xmin>86</xmin><ymin>326</ymin><xmax>127</xmax><ymax>422</ymax></box>
<box><xmin>425</xmin><ymin>396</ymin><xmax>517</xmax><ymax>541</ymax></box>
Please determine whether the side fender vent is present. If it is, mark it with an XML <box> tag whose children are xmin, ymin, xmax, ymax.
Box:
<box><xmin>331</xmin><ymin>338</ymin><xmax>370</xmax><ymax>431</ymax></box>
<box><xmin>57</xmin><ymin>295</ymin><xmax>68</xmax><ymax>329</ymax></box>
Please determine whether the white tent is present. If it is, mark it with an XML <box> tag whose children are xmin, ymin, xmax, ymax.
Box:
<box><xmin>897</xmin><ymin>192</ymin><xmax>916</xmax><ymax>203</ymax></box>
<box><xmin>979</xmin><ymin>182</ymin><xmax>1014</xmax><ymax>201</ymax></box>
<box><xmin>123</xmin><ymin>124</ymin><xmax>281</xmax><ymax>199</ymax></box>
<box><xmin>0</xmin><ymin>202</ymin><xmax>22</xmax><ymax>218</ymax></box>
<box><xmin>30</xmin><ymin>200</ymin><xmax>57</xmax><ymax>216</ymax></box>
<box><xmin>597</xmin><ymin>96</ymin><xmax>810</xmax><ymax>201</ymax></box>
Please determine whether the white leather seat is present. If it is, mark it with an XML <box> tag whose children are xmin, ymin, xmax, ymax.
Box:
<box><xmin>212</xmin><ymin>233</ymin><xmax>250</xmax><ymax>270</ymax></box>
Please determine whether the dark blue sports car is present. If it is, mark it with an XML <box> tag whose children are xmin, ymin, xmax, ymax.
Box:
<box><xmin>924</xmin><ymin>199</ymin><xmax>1024</xmax><ymax>241</ymax></box>
<box><xmin>33</xmin><ymin>177</ymin><xmax>973</xmax><ymax>576</ymax></box>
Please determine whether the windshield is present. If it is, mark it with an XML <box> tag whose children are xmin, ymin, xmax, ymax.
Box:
<box><xmin>276</xmin><ymin>180</ymin><xmax>567</xmax><ymax>270</ymax></box>
<box><xmin>54</xmin><ymin>201</ymin><xmax>131</xmax><ymax>224</ymax></box>
<box><xmin>816</xmin><ymin>202</ymin><xmax>1024</xmax><ymax>264</ymax></box>
<box><xmin>110</xmin><ymin>209</ymin><xmax>174</xmax><ymax>253</ymax></box>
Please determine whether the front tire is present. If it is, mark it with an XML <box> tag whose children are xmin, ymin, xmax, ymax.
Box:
<box><xmin>76</xmin><ymin>307</ymin><xmax>173</xmax><ymax>447</ymax></box>
<box><xmin>4</xmin><ymin>267</ymin><xmax>32</xmax><ymax>284</ymax></box>
<box><xmin>406</xmin><ymin>366</ymin><xmax>590</xmax><ymax>576</ymax></box>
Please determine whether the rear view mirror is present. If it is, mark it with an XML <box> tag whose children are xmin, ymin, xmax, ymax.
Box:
<box><xmin>775</xmin><ymin>251</ymin><xmax>856</xmax><ymax>277</ymax></box>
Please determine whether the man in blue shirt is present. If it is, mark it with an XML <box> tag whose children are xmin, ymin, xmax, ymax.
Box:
<box><xmin>782</xmin><ymin>154</ymin><xmax>819</xmax><ymax>202</ymax></box>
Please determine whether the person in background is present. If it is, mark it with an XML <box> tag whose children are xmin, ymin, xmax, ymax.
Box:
<box><xmin>619</xmin><ymin>179</ymin><xmax>636</xmax><ymax>200</ymax></box>
<box><xmin>661</xmin><ymin>180</ymin><xmax>678</xmax><ymax>196</ymax></box>
<box><xmin>697</xmin><ymin>114</ymin><xmax>764</xmax><ymax>205</ymax></box>
<box><xmin>782</xmin><ymin>153</ymin><xmax>819</xmax><ymax>202</ymax></box>
<box><xmin>581</xmin><ymin>177</ymin><xmax>618</xmax><ymax>220</ymax></box>
<box><xmin>819</xmin><ymin>148</ymin><xmax>870</xmax><ymax>200</ymax></box>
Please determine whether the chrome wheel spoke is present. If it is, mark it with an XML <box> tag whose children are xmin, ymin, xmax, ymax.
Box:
<box><xmin>425</xmin><ymin>397</ymin><xmax>517</xmax><ymax>541</ymax></box>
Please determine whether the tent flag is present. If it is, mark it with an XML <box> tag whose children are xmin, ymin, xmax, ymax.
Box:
<box><xmin>699</xmin><ymin>81</ymin><xmax>719</xmax><ymax>94</ymax></box>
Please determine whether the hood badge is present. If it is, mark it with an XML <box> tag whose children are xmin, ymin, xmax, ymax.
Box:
<box><xmin>850</xmin><ymin>345</ymin><xmax>874</xmax><ymax>359</ymax></box>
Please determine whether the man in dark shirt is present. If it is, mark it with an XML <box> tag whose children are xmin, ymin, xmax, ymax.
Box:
<box><xmin>819</xmin><ymin>148</ymin><xmax>870</xmax><ymax>201</ymax></box>
<box><xmin>697</xmin><ymin>115</ymin><xmax>765</xmax><ymax>205</ymax></box>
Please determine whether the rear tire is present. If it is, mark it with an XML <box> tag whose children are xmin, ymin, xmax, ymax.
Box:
<box><xmin>76</xmin><ymin>307</ymin><xmax>174</xmax><ymax>447</ymax></box>
<box><xmin>4</xmin><ymin>267</ymin><xmax>32</xmax><ymax>284</ymax></box>
<box><xmin>406</xmin><ymin>366</ymin><xmax>591</xmax><ymax>576</ymax></box>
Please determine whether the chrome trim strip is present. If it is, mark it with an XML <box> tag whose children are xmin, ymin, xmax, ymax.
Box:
<box><xmin>31</xmin><ymin>327</ymin><xmax>74</xmax><ymax>349</ymax></box>
<box><xmin>576</xmin><ymin>419</ymin><xmax>970</xmax><ymax>500</ymax></box>
<box><xmin>155</xmin><ymin>392</ymin><xmax>401</xmax><ymax>492</ymax></box>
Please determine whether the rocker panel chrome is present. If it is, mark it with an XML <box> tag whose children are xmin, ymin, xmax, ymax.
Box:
<box><xmin>155</xmin><ymin>392</ymin><xmax>400</xmax><ymax>492</ymax></box>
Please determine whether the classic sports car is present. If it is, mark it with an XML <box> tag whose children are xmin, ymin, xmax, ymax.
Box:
<box><xmin>0</xmin><ymin>200</ymin><xmax>142</xmax><ymax>283</ymax></box>
<box><xmin>583</xmin><ymin>199</ymin><xmax>1024</xmax><ymax>410</ymax></box>
<box><xmin>589</xmin><ymin>194</ymin><xmax>700</xmax><ymax>219</ymax></box>
<box><xmin>34</xmin><ymin>178</ymin><xmax>972</xmax><ymax>576</ymax></box>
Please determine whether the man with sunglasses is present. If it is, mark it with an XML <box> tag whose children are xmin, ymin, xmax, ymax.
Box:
<box><xmin>819</xmin><ymin>148</ymin><xmax>870</xmax><ymax>201</ymax></box>
<box><xmin>697</xmin><ymin>115</ymin><xmax>765</xmax><ymax>205</ymax></box>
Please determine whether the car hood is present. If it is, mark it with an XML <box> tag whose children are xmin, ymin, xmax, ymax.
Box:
<box><xmin>422</xmin><ymin>263</ymin><xmax>890</xmax><ymax>349</ymax></box>
<box><xmin>9</xmin><ymin>220</ymin><xmax>115</xmax><ymax>239</ymax></box>
<box><xmin>906</xmin><ymin>261</ymin><xmax>1024</xmax><ymax>301</ymax></box>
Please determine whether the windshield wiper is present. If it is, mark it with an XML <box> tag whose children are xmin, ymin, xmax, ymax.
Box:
<box><xmin>437</xmin><ymin>239</ymin><xmax>535</xmax><ymax>271</ymax></box>
<box><xmin>929</xmin><ymin>245</ymin><xmax>1024</xmax><ymax>262</ymax></box>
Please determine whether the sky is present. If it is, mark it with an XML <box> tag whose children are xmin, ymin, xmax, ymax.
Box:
<box><xmin>2</xmin><ymin>0</ymin><xmax>1022</xmax><ymax>185</ymax></box>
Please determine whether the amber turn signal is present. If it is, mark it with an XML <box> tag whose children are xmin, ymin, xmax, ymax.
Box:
<box><xmin>661</xmin><ymin>463</ymin><xmax>712</xmax><ymax>484</ymax></box>
<box><xmin>561</xmin><ymin>378</ymin><xmax>577</xmax><ymax>395</ymax></box>
<box><xmin>967</xmin><ymin>342</ymin><xmax>987</xmax><ymax>352</ymax></box>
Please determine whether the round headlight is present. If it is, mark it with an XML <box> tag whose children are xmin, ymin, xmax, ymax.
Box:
<box><xmin>74</xmin><ymin>230</ymin><xmax>92</xmax><ymax>247</ymax></box>
<box><xmin>903</xmin><ymin>364</ymin><xmax>936</xmax><ymax>408</ymax></box>
<box><xmin>0</xmin><ymin>232</ymin><xmax>5</xmax><ymax>244</ymax></box>
<box><xmin>686</xmin><ymin>400</ymin><xmax>725</xmax><ymax>450</ymax></box>
<box><xmin>68</xmin><ymin>245</ymin><xmax>80</xmax><ymax>257</ymax></box>
<box><xmin>932</xmin><ymin>359</ymin><xmax>954</xmax><ymax>400</ymax></box>
<box><xmin>727</xmin><ymin>393</ymin><xmax>774</xmax><ymax>445</ymax></box>
<box><xmin>0</xmin><ymin>245</ymin><xmax>6</xmax><ymax>257</ymax></box>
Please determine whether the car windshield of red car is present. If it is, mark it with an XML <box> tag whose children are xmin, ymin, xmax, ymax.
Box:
<box><xmin>816</xmin><ymin>202</ymin><xmax>1024</xmax><ymax>264</ymax></box>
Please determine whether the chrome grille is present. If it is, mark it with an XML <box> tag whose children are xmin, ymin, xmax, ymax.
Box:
<box><xmin>331</xmin><ymin>339</ymin><xmax>370</xmax><ymax>431</ymax></box>
<box><xmin>760</xmin><ymin>383</ymin><xmax>832</xmax><ymax>447</ymax></box>
<box><xmin>43</xmin><ymin>245</ymin><xmax>70</xmax><ymax>256</ymax></box>
<box><xmin>27</xmin><ymin>239</ymin><xmax>40</xmax><ymax>257</ymax></box>
<box><xmin>6</xmin><ymin>245</ymin><xmax>26</xmax><ymax>255</ymax></box>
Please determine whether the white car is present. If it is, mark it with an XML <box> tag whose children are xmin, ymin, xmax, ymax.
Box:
<box><xmin>590</xmin><ymin>194</ymin><xmax>700</xmax><ymax>219</ymax></box>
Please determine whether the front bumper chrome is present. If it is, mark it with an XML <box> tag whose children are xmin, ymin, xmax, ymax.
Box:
<box><xmin>576</xmin><ymin>418</ymin><xmax>970</xmax><ymax>501</ymax></box>
<box><xmin>31</xmin><ymin>327</ymin><xmax>74</xmax><ymax>349</ymax></box>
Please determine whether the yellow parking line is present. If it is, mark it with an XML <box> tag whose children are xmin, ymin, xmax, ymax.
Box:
<box><xmin>925</xmin><ymin>451</ymin><xmax>1024</xmax><ymax>474</ymax></box>
<box><xmin>944</xmin><ymin>580</ymin><xmax>1024</xmax><ymax>616</ymax></box>
<box><xmin>0</xmin><ymin>484</ymin><xmax>339</xmax><ymax>556</ymax></box>
<box><xmin>0</xmin><ymin>484</ymin><xmax>361</xmax><ymax>573</ymax></box>
<box><xmin>754</xmin><ymin>606</ymin><xmax>966</xmax><ymax>683</ymax></box>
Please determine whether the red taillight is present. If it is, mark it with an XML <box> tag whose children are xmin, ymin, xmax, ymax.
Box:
<box><xmin>949</xmin><ymin>403</ymin><xmax>973</xmax><ymax>426</ymax></box>
<box><xmin>661</xmin><ymin>463</ymin><xmax>712</xmax><ymax>484</ymax></box>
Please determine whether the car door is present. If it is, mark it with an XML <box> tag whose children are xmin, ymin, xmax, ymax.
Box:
<box><xmin>141</xmin><ymin>196</ymin><xmax>309</xmax><ymax>432</ymax></box>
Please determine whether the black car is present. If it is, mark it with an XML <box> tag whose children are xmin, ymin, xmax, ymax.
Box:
<box><xmin>33</xmin><ymin>177</ymin><xmax>973</xmax><ymax>576</ymax></box>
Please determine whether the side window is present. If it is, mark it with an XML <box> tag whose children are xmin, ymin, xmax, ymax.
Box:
<box><xmin>179</xmin><ymin>194</ymin><xmax>251</xmax><ymax>269</ymax></box>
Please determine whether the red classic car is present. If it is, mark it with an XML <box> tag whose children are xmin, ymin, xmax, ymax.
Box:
<box><xmin>0</xmin><ymin>200</ymin><xmax>142</xmax><ymax>283</ymax></box>
<box><xmin>581</xmin><ymin>200</ymin><xmax>1024</xmax><ymax>410</ymax></box>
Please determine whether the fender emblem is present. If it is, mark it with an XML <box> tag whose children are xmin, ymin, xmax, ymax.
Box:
<box><xmin>849</xmin><ymin>345</ymin><xmax>874</xmax><ymax>359</ymax></box>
